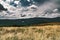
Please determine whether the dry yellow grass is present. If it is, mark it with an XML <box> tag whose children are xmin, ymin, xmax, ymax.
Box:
<box><xmin>0</xmin><ymin>23</ymin><xmax>60</xmax><ymax>40</ymax></box>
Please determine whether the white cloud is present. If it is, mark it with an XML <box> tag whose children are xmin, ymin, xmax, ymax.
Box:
<box><xmin>0</xmin><ymin>0</ymin><xmax>60</xmax><ymax>19</ymax></box>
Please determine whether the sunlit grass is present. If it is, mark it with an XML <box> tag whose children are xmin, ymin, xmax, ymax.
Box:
<box><xmin>0</xmin><ymin>23</ymin><xmax>60</xmax><ymax>40</ymax></box>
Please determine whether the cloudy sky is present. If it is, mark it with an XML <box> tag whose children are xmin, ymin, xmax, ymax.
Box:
<box><xmin>0</xmin><ymin>0</ymin><xmax>60</xmax><ymax>19</ymax></box>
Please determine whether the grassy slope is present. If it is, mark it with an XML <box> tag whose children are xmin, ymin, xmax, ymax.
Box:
<box><xmin>0</xmin><ymin>23</ymin><xmax>60</xmax><ymax>40</ymax></box>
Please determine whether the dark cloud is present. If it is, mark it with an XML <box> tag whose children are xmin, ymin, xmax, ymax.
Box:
<box><xmin>0</xmin><ymin>4</ymin><xmax>7</xmax><ymax>11</ymax></box>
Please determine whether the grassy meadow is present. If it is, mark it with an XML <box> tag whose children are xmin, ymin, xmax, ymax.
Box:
<box><xmin>0</xmin><ymin>23</ymin><xmax>60</xmax><ymax>40</ymax></box>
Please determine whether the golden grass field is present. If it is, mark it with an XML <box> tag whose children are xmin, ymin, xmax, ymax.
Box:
<box><xmin>0</xmin><ymin>23</ymin><xmax>60</xmax><ymax>40</ymax></box>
